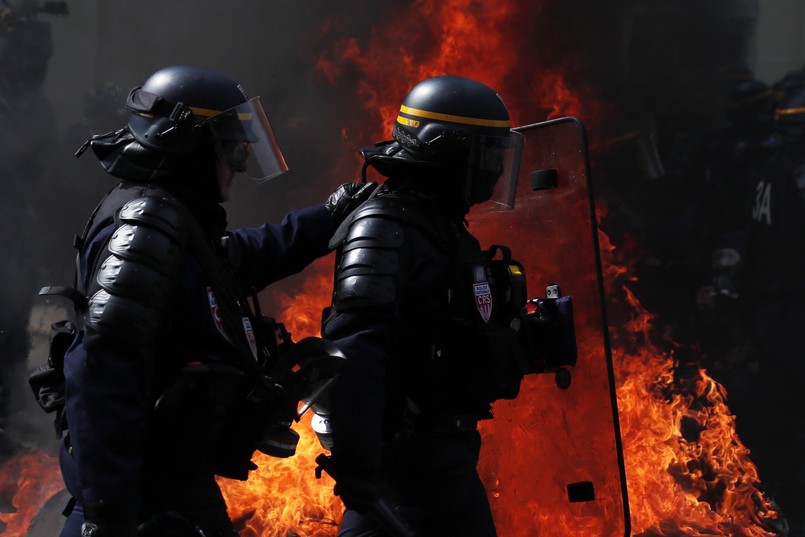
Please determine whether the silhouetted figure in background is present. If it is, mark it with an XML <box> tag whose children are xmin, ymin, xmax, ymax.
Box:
<box><xmin>0</xmin><ymin>0</ymin><xmax>58</xmax><ymax>444</ymax></box>
<box><xmin>694</xmin><ymin>71</ymin><xmax>773</xmax><ymax>403</ymax></box>
<box><xmin>734</xmin><ymin>73</ymin><xmax>805</xmax><ymax>536</ymax></box>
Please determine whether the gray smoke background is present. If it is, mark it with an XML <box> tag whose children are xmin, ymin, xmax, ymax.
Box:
<box><xmin>0</xmin><ymin>0</ymin><xmax>795</xmax><ymax>510</ymax></box>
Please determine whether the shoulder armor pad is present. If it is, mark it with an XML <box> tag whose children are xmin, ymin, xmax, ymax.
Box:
<box><xmin>343</xmin><ymin>193</ymin><xmax>452</xmax><ymax>250</ymax></box>
<box><xmin>330</xmin><ymin>193</ymin><xmax>435</xmax><ymax>249</ymax></box>
<box><xmin>119</xmin><ymin>195</ymin><xmax>190</xmax><ymax>244</ymax></box>
<box><xmin>333</xmin><ymin>215</ymin><xmax>404</xmax><ymax>311</ymax></box>
<box><xmin>106</xmin><ymin>223</ymin><xmax>184</xmax><ymax>275</ymax></box>
<box><xmin>349</xmin><ymin>196</ymin><xmax>410</xmax><ymax>226</ymax></box>
<box><xmin>85</xmin><ymin>195</ymin><xmax>191</xmax><ymax>343</ymax></box>
<box><xmin>86</xmin><ymin>289</ymin><xmax>160</xmax><ymax>344</ymax></box>
<box><xmin>344</xmin><ymin>216</ymin><xmax>404</xmax><ymax>249</ymax></box>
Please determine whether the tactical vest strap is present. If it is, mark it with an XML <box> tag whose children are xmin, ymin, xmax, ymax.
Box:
<box><xmin>38</xmin><ymin>285</ymin><xmax>88</xmax><ymax>311</ymax></box>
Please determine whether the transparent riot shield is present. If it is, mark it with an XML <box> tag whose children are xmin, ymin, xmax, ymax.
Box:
<box><xmin>470</xmin><ymin>117</ymin><xmax>630</xmax><ymax>537</ymax></box>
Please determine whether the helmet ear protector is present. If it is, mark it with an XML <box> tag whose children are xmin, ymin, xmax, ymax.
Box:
<box><xmin>126</xmin><ymin>86</ymin><xmax>207</xmax><ymax>149</ymax></box>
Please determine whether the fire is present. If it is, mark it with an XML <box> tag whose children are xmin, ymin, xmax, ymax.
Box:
<box><xmin>604</xmin><ymin>234</ymin><xmax>779</xmax><ymax>537</ymax></box>
<box><xmin>216</xmin><ymin>1</ymin><xmax>776</xmax><ymax>536</ymax></box>
<box><xmin>8</xmin><ymin>1</ymin><xmax>781</xmax><ymax>535</ymax></box>
<box><xmin>217</xmin><ymin>413</ymin><xmax>342</xmax><ymax>537</ymax></box>
<box><xmin>262</xmin><ymin>261</ymin><xmax>335</xmax><ymax>341</ymax></box>
<box><xmin>217</xmin><ymin>260</ymin><xmax>344</xmax><ymax>536</ymax></box>
<box><xmin>0</xmin><ymin>450</ymin><xmax>61</xmax><ymax>536</ymax></box>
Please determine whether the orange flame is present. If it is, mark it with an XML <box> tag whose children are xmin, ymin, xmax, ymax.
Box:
<box><xmin>218</xmin><ymin>1</ymin><xmax>777</xmax><ymax>536</ymax></box>
<box><xmin>218</xmin><ymin>413</ymin><xmax>342</xmax><ymax>537</ymax></box>
<box><xmin>10</xmin><ymin>2</ymin><xmax>780</xmax><ymax>536</ymax></box>
<box><xmin>603</xmin><ymin>234</ymin><xmax>778</xmax><ymax>537</ymax></box>
<box><xmin>0</xmin><ymin>450</ymin><xmax>61</xmax><ymax>536</ymax></box>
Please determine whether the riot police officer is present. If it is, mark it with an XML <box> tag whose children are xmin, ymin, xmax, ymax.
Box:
<box><xmin>320</xmin><ymin>76</ymin><xmax>531</xmax><ymax>536</ymax></box>
<box><xmin>50</xmin><ymin>65</ymin><xmax>373</xmax><ymax>537</ymax></box>
<box><xmin>738</xmin><ymin>76</ymin><xmax>805</xmax><ymax>536</ymax></box>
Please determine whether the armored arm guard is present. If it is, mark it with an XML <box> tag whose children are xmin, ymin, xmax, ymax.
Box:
<box><xmin>332</xmin><ymin>214</ymin><xmax>405</xmax><ymax>312</ymax></box>
<box><xmin>85</xmin><ymin>195</ymin><xmax>190</xmax><ymax>344</ymax></box>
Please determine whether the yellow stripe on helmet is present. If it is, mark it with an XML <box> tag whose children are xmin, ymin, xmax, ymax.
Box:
<box><xmin>775</xmin><ymin>106</ymin><xmax>805</xmax><ymax>120</ymax></box>
<box><xmin>396</xmin><ymin>116</ymin><xmax>421</xmax><ymax>128</ymax></box>
<box><xmin>188</xmin><ymin>106</ymin><xmax>252</xmax><ymax>121</ymax></box>
<box><xmin>399</xmin><ymin>104</ymin><xmax>510</xmax><ymax>128</ymax></box>
<box><xmin>189</xmin><ymin>106</ymin><xmax>221</xmax><ymax>118</ymax></box>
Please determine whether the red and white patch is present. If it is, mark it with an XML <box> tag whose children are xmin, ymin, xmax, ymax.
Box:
<box><xmin>207</xmin><ymin>287</ymin><xmax>230</xmax><ymax>342</ymax></box>
<box><xmin>208</xmin><ymin>287</ymin><xmax>259</xmax><ymax>361</ymax></box>
<box><xmin>473</xmin><ymin>282</ymin><xmax>493</xmax><ymax>323</ymax></box>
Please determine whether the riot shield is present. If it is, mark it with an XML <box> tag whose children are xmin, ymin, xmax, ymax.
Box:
<box><xmin>470</xmin><ymin>117</ymin><xmax>630</xmax><ymax>537</ymax></box>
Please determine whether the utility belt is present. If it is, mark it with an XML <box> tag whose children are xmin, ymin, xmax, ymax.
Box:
<box><xmin>381</xmin><ymin>407</ymin><xmax>486</xmax><ymax>487</ymax></box>
<box><xmin>395</xmin><ymin>395</ymin><xmax>489</xmax><ymax>439</ymax></box>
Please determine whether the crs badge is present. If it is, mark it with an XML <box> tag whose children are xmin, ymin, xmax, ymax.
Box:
<box><xmin>207</xmin><ymin>286</ymin><xmax>229</xmax><ymax>341</ymax></box>
<box><xmin>473</xmin><ymin>281</ymin><xmax>493</xmax><ymax>323</ymax></box>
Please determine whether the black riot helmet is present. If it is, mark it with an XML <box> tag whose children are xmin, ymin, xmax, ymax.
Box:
<box><xmin>125</xmin><ymin>64</ymin><xmax>287</xmax><ymax>181</ymax></box>
<box><xmin>772</xmin><ymin>71</ymin><xmax>805</xmax><ymax>139</ymax></box>
<box><xmin>723</xmin><ymin>75</ymin><xmax>773</xmax><ymax>129</ymax></box>
<box><xmin>363</xmin><ymin>75</ymin><xmax>523</xmax><ymax>209</ymax></box>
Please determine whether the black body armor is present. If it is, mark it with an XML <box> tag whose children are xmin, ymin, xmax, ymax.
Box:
<box><xmin>329</xmin><ymin>188</ymin><xmax>532</xmax><ymax>416</ymax></box>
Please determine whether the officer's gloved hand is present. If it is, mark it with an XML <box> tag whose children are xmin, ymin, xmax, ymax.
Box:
<box><xmin>82</xmin><ymin>503</ymin><xmax>138</xmax><ymax>537</ymax></box>
<box><xmin>138</xmin><ymin>511</ymin><xmax>206</xmax><ymax>536</ymax></box>
<box><xmin>333</xmin><ymin>469</ymin><xmax>383</xmax><ymax>513</ymax></box>
<box><xmin>80</xmin><ymin>521</ymin><xmax>138</xmax><ymax>537</ymax></box>
<box><xmin>325</xmin><ymin>182</ymin><xmax>378</xmax><ymax>227</ymax></box>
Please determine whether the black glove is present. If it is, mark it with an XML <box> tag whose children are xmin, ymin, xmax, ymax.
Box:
<box><xmin>333</xmin><ymin>470</ymin><xmax>383</xmax><ymax>513</ymax></box>
<box><xmin>316</xmin><ymin>454</ymin><xmax>417</xmax><ymax>536</ymax></box>
<box><xmin>333</xmin><ymin>471</ymin><xmax>419</xmax><ymax>537</ymax></box>
<box><xmin>82</xmin><ymin>503</ymin><xmax>138</xmax><ymax>537</ymax></box>
<box><xmin>325</xmin><ymin>182</ymin><xmax>378</xmax><ymax>226</ymax></box>
<box><xmin>80</xmin><ymin>521</ymin><xmax>137</xmax><ymax>537</ymax></box>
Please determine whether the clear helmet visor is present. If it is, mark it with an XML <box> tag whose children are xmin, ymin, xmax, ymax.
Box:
<box><xmin>466</xmin><ymin>130</ymin><xmax>524</xmax><ymax>210</ymax></box>
<box><xmin>207</xmin><ymin>96</ymin><xmax>288</xmax><ymax>181</ymax></box>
